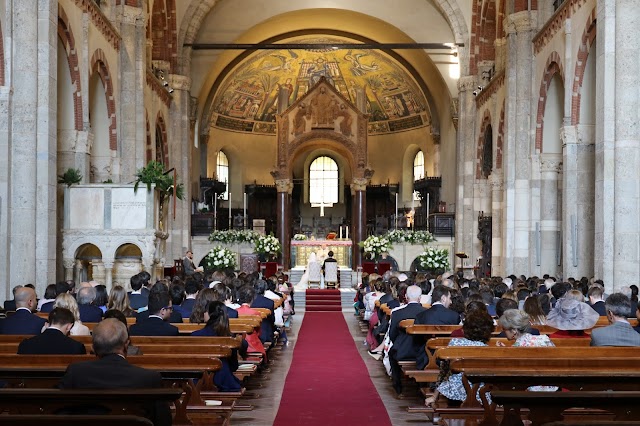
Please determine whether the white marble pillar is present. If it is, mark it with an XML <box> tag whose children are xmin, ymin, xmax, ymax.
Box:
<box><xmin>167</xmin><ymin>75</ymin><xmax>193</xmax><ymax>264</ymax></box>
<box><xmin>503</xmin><ymin>11</ymin><xmax>537</xmax><ymax>276</ymax></box>
<box><xmin>103</xmin><ymin>260</ymin><xmax>114</xmax><ymax>290</ymax></box>
<box><xmin>6</xmin><ymin>0</ymin><xmax>58</xmax><ymax>292</ymax></box>
<box><xmin>431</xmin><ymin>133</ymin><xmax>441</xmax><ymax>177</ymax></box>
<box><xmin>561</xmin><ymin>125</ymin><xmax>595</xmax><ymax>279</ymax></box>
<box><xmin>489</xmin><ymin>171</ymin><xmax>504</xmax><ymax>275</ymax></box>
<box><xmin>75</xmin><ymin>260</ymin><xmax>84</xmax><ymax>284</ymax></box>
<box><xmin>455</xmin><ymin>76</ymin><xmax>478</xmax><ymax>256</ymax></box>
<box><xmin>0</xmin><ymin>86</ymin><xmax>11</xmax><ymax>300</ymax></box>
<box><xmin>63</xmin><ymin>259</ymin><xmax>75</xmax><ymax>282</ymax></box>
<box><xmin>539</xmin><ymin>155</ymin><xmax>562</xmax><ymax>278</ymax></box>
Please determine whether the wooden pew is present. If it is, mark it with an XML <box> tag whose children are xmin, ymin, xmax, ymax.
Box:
<box><xmin>0</xmin><ymin>414</ymin><xmax>154</xmax><ymax>425</ymax></box>
<box><xmin>0</xmin><ymin>354</ymin><xmax>230</xmax><ymax>426</ymax></box>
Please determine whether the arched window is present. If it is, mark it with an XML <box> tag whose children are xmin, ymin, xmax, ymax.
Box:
<box><xmin>309</xmin><ymin>156</ymin><xmax>339</xmax><ymax>205</ymax></box>
<box><xmin>482</xmin><ymin>125</ymin><xmax>493</xmax><ymax>178</ymax></box>
<box><xmin>217</xmin><ymin>151</ymin><xmax>229</xmax><ymax>200</ymax></box>
<box><xmin>155</xmin><ymin>125</ymin><xmax>164</xmax><ymax>164</ymax></box>
<box><xmin>413</xmin><ymin>150</ymin><xmax>425</xmax><ymax>200</ymax></box>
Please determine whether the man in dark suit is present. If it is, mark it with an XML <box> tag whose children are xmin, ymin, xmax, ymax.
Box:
<box><xmin>251</xmin><ymin>280</ymin><xmax>275</xmax><ymax>344</ymax></box>
<box><xmin>388</xmin><ymin>285</ymin><xmax>427</xmax><ymax>396</ymax></box>
<box><xmin>77</xmin><ymin>286</ymin><xmax>103</xmax><ymax>323</ymax></box>
<box><xmin>3</xmin><ymin>285</ymin><xmax>22</xmax><ymax>311</ymax></box>
<box><xmin>182</xmin><ymin>250</ymin><xmax>203</xmax><ymax>277</ymax></box>
<box><xmin>415</xmin><ymin>285</ymin><xmax>460</xmax><ymax>325</ymax></box>
<box><xmin>128</xmin><ymin>273</ymin><xmax>149</xmax><ymax>312</ymax></box>
<box><xmin>322</xmin><ymin>250</ymin><xmax>338</xmax><ymax>271</ymax></box>
<box><xmin>60</xmin><ymin>318</ymin><xmax>171</xmax><ymax>426</ymax></box>
<box><xmin>18</xmin><ymin>307</ymin><xmax>86</xmax><ymax>354</ymax></box>
<box><xmin>130</xmin><ymin>292</ymin><xmax>179</xmax><ymax>336</ymax></box>
<box><xmin>180</xmin><ymin>279</ymin><xmax>199</xmax><ymax>317</ymax></box>
<box><xmin>588</xmin><ymin>286</ymin><xmax>607</xmax><ymax>316</ymax></box>
<box><xmin>591</xmin><ymin>293</ymin><xmax>640</xmax><ymax>346</ymax></box>
<box><xmin>0</xmin><ymin>287</ymin><xmax>46</xmax><ymax>335</ymax></box>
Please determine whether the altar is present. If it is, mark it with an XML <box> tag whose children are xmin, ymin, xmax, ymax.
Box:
<box><xmin>290</xmin><ymin>240</ymin><xmax>352</xmax><ymax>267</ymax></box>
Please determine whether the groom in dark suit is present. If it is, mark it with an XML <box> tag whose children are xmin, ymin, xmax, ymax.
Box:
<box><xmin>60</xmin><ymin>318</ymin><xmax>171</xmax><ymax>426</ymax></box>
<box><xmin>18</xmin><ymin>307</ymin><xmax>86</xmax><ymax>355</ymax></box>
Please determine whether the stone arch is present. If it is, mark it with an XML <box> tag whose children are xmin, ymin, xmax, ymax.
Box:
<box><xmin>155</xmin><ymin>112</ymin><xmax>169</xmax><ymax>165</ymax></box>
<box><xmin>73</xmin><ymin>243</ymin><xmax>104</xmax><ymax>282</ymax></box>
<box><xmin>58</xmin><ymin>5</ymin><xmax>83</xmax><ymax>131</ymax></box>
<box><xmin>113</xmin><ymin>243</ymin><xmax>144</xmax><ymax>286</ymax></box>
<box><xmin>288</xmin><ymin>132</ymin><xmax>358</xmax><ymax>179</ymax></box>
<box><xmin>402</xmin><ymin>144</ymin><xmax>423</xmax><ymax>202</ymax></box>
<box><xmin>90</xmin><ymin>49</ymin><xmax>118</xmax><ymax>151</ymax></box>
<box><xmin>571</xmin><ymin>8</ymin><xmax>596</xmax><ymax>125</ymax></box>
<box><xmin>0</xmin><ymin>16</ymin><xmax>6</xmax><ymax>86</ymax></box>
<box><xmin>476</xmin><ymin>109</ymin><xmax>492</xmax><ymax>179</ymax></box>
<box><xmin>496</xmin><ymin>100</ymin><xmax>505</xmax><ymax>169</ymax></box>
<box><xmin>177</xmin><ymin>0</ymin><xmax>470</xmax><ymax>74</ymax></box>
<box><xmin>535</xmin><ymin>51</ymin><xmax>564</xmax><ymax>152</ymax></box>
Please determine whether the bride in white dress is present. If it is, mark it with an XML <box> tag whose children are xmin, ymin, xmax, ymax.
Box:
<box><xmin>297</xmin><ymin>251</ymin><xmax>317</xmax><ymax>289</ymax></box>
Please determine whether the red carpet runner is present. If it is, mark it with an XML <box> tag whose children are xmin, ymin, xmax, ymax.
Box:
<box><xmin>273</xmin><ymin>311</ymin><xmax>392</xmax><ymax>425</ymax></box>
<box><xmin>305</xmin><ymin>289</ymin><xmax>341</xmax><ymax>312</ymax></box>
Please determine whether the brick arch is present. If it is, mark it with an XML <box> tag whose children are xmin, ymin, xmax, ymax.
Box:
<box><xmin>496</xmin><ymin>100</ymin><xmax>505</xmax><ymax>169</ymax></box>
<box><xmin>145</xmin><ymin>111</ymin><xmax>152</xmax><ymax>162</ymax></box>
<box><xmin>155</xmin><ymin>112</ymin><xmax>169</xmax><ymax>166</ymax></box>
<box><xmin>497</xmin><ymin>0</ymin><xmax>506</xmax><ymax>39</ymax></box>
<box><xmin>476</xmin><ymin>109</ymin><xmax>493</xmax><ymax>179</ymax></box>
<box><xmin>58</xmin><ymin>5</ymin><xmax>83</xmax><ymax>131</ymax></box>
<box><xmin>0</xmin><ymin>18</ymin><xmax>5</xmax><ymax>86</ymax></box>
<box><xmin>479</xmin><ymin>0</ymin><xmax>497</xmax><ymax>64</ymax></box>
<box><xmin>151</xmin><ymin>0</ymin><xmax>177</xmax><ymax>70</ymax></box>
<box><xmin>535</xmin><ymin>52</ymin><xmax>564</xmax><ymax>152</ymax></box>
<box><xmin>571</xmin><ymin>9</ymin><xmax>596</xmax><ymax>125</ymax></box>
<box><xmin>90</xmin><ymin>49</ymin><xmax>118</xmax><ymax>151</ymax></box>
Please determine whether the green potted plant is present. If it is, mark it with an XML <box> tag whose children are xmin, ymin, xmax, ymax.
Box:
<box><xmin>134</xmin><ymin>161</ymin><xmax>185</xmax><ymax>230</ymax></box>
<box><xmin>57</xmin><ymin>168</ymin><xmax>83</xmax><ymax>187</ymax></box>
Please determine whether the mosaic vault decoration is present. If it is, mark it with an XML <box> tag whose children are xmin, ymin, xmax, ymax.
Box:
<box><xmin>211</xmin><ymin>37</ymin><xmax>431</xmax><ymax>135</ymax></box>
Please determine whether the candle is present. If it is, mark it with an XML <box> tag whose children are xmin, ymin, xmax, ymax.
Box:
<box><xmin>427</xmin><ymin>193</ymin><xmax>430</xmax><ymax>214</ymax></box>
<box><xmin>243</xmin><ymin>192</ymin><xmax>247</xmax><ymax>230</ymax></box>
<box><xmin>346</xmin><ymin>226</ymin><xmax>349</xmax><ymax>240</ymax></box>
<box><xmin>395</xmin><ymin>193</ymin><xmax>398</xmax><ymax>230</ymax></box>
<box><xmin>214</xmin><ymin>195</ymin><xmax>217</xmax><ymax>230</ymax></box>
<box><xmin>228</xmin><ymin>192</ymin><xmax>231</xmax><ymax>229</ymax></box>
<box><xmin>339</xmin><ymin>226</ymin><xmax>343</xmax><ymax>239</ymax></box>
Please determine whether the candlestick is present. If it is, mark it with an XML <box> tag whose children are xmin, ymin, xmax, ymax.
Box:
<box><xmin>228</xmin><ymin>192</ymin><xmax>231</xmax><ymax>229</ymax></box>
<box><xmin>243</xmin><ymin>192</ymin><xmax>247</xmax><ymax>230</ymax></box>
<box><xmin>395</xmin><ymin>193</ymin><xmax>398</xmax><ymax>230</ymax></box>
<box><xmin>339</xmin><ymin>226</ymin><xmax>343</xmax><ymax>239</ymax></box>
<box><xmin>346</xmin><ymin>226</ymin><xmax>349</xmax><ymax>240</ymax></box>
<box><xmin>214</xmin><ymin>195</ymin><xmax>217</xmax><ymax>230</ymax></box>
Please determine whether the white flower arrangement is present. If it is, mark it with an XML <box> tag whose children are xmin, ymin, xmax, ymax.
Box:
<box><xmin>208</xmin><ymin>230</ymin><xmax>260</xmax><ymax>244</ymax></box>
<box><xmin>385</xmin><ymin>229</ymin><xmax>435</xmax><ymax>245</ymax></box>
<box><xmin>360</xmin><ymin>235</ymin><xmax>392</xmax><ymax>259</ymax></box>
<box><xmin>203</xmin><ymin>246</ymin><xmax>236</xmax><ymax>271</ymax></box>
<box><xmin>255</xmin><ymin>234</ymin><xmax>281</xmax><ymax>259</ymax></box>
<box><xmin>416</xmin><ymin>247</ymin><xmax>450</xmax><ymax>272</ymax></box>
<box><xmin>293</xmin><ymin>234</ymin><xmax>308</xmax><ymax>241</ymax></box>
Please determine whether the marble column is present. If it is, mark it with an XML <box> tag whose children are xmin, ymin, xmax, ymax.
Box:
<box><xmin>561</xmin><ymin>125</ymin><xmax>595</xmax><ymax>279</ymax></box>
<box><xmin>63</xmin><ymin>259</ymin><xmax>75</xmax><ymax>282</ymax></box>
<box><xmin>75</xmin><ymin>260</ymin><xmax>84</xmax><ymax>284</ymax></box>
<box><xmin>455</xmin><ymin>76</ymin><xmax>478</xmax><ymax>257</ymax></box>
<box><xmin>489</xmin><ymin>171</ymin><xmax>504</xmax><ymax>275</ymax></box>
<box><xmin>351</xmin><ymin>177</ymin><xmax>369</xmax><ymax>268</ymax></box>
<box><xmin>275</xmin><ymin>179</ymin><xmax>293</xmax><ymax>270</ymax></box>
<box><xmin>103</xmin><ymin>260</ymin><xmax>114</xmax><ymax>290</ymax></box>
<box><xmin>167</xmin><ymin>75</ymin><xmax>193</xmax><ymax>264</ymax></box>
<box><xmin>431</xmin><ymin>133</ymin><xmax>441</xmax><ymax>177</ymax></box>
<box><xmin>503</xmin><ymin>11</ymin><xmax>537</xmax><ymax>276</ymax></box>
<box><xmin>6</xmin><ymin>0</ymin><xmax>58</xmax><ymax>292</ymax></box>
<box><xmin>539</xmin><ymin>155</ymin><xmax>562</xmax><ymax>278</ymax></box>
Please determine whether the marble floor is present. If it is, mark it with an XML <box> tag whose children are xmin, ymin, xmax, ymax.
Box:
<box><xmin>230</xmin><ymin>309</ymin><xmax>434</xmax><ymax>425</ymax></box>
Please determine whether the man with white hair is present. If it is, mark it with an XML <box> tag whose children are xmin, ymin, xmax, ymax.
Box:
<box><xmin>387</xmin><ymin>285</ymin><xmax>426</xmax><ymax>397</ymax></box>
<box><xmin>76</xmin><ymin>286</ymin><xmax>103</xmax><ymax>323</ymax></box>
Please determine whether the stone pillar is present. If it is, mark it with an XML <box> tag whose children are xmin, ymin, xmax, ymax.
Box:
<box><xmin>103</xmin><ymin>260</ymin><xmax>114</xmax><ymax>290</ymax></box>
<box><xmin>539</xmin><ymin>155</ymin><xmax>562</xmax><ymax>278</ymax></box>
<box><xmin>503</xmin><ymin>11</ymin><xmax>537</xmax><ymax>275</ymax></box>
<box><xmin>75</xmin><ymin>260</ymin><xmax>84</xmax><ymax>284</ymax></box>
<box><xmin>115</xmin><ymin>4</ymin><xmax>146</xmax><ymax>182</ymax></box>
<box><xmin>432</xmin><ymin>133</ymin><xmax>441</xmax><ymax>177</ymax></box>
<box><xmin>562</xmin><ymin>125</ymin><xmax>595</xmax><ymax>279</ymax></box>
<box><xmin>63</xmin><ymin>259</ymin><xmax>75</xmax><ymax>282</ymax></box>
<box><xmin>275</xmin><ymin>179</ymin><xmax>293</xmax><ymax>270</ymax></box>
<box><xmin>455</xmin><ymin>76</ymin><xmax>478</xmax><ymax>257</ymax></box>
<box><xmin>351</xmin><ymin>177</ymin><xmax>369</xmax><ymax>268</ymax></box>
<box><xmin>489</xmin><ymin>171</ymin><xmax>504</xmax><ymax>275</ymax></box>
<box><xmin>167</xmin><ymin>75</ymin><xmax>192</xmax><ymax>264</ymax></box>
<box><xmin>6</xmin><ymin>0</ymin><xmax>58</xmax><ymax>292</ymax></box>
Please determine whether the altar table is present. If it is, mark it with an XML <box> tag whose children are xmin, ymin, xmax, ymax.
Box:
<box><xmin>290</xmin><ymin>240</ymin><xmax>352</xmax><ymax>268</ymax></box>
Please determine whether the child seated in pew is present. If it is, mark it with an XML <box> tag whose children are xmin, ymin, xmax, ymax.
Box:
<box><xmin>192</xmin><ymin>301</ymin><xmax>244</xmax><ymax>392</ymax></box>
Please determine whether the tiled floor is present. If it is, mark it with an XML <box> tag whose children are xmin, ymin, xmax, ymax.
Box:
<box><xmin>230</xmin><ymin>309</ymin><xmax>434</xmax><ymax>425</ymax></box>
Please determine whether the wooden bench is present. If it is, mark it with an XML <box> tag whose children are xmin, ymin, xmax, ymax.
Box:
<box><xmin>0</xmin><ymin>354</ymin><xmax>230</xmax><ymax>426</ymax></box>
<box><xmin>0</xmin><ymin>414</ymin><xmax>154</xmax><ymax>425</ymax></box>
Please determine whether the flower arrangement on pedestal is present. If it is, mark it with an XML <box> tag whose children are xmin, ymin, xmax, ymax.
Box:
<box><xmin>255</xmin><ymin>234</ymin><xmax>281</xmax><ymax>261</ymax></box>
<box><xmin>293</xmin><ymin>234</ymin><xmax>308</xmax><ymax>241</ymax></box>
<box><xmin>385</xmin><ymin>229</ymin><xmax>435</xmax><ymax>245</ymax></box>
<box><xmin>360</xmin><ymin>235</ymin><xmax>392</xmax><ymax>260</ymax></box>
<box><xmin>202</xmin><ymin>246</ymin><xmax>236</xmax><ymax>271</ymax></box>
<box><xmin>416</xmin><ymin>247</ymin><xmax>450</xmax><ymax>273</ymax></box>
<box><xmin>208</xmin><ymin>229</ymin><xmax>260</xmax><ymax>244</ymax></box>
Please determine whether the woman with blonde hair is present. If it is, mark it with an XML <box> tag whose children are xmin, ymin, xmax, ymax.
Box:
<box><xmin>107</xmin><ymin>285</ymin><xmax>136</xmax><ymax>317</ymax></box>
<box><xmin>53</xmin><ymin>293</ymin><xmax>90</xmax><ymax>335</ymax></box>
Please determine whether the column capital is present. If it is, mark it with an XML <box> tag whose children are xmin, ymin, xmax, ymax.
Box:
<box><xmin>457</xmin><ymin>75</ymin><xmax>478</xmax><ymax>93</ymax></box>
<box><xmin>102</xmin><ymin>260</ymin><xmax>115</xmax><ymax>269</ymax></box>
<box><xmin>350</xmin><ymin>177</ymin><xmax>370</xmax><ymax>192</ymax></box>
<box><xmin>274</xmin><ymin>178</ymin><xmax>294</xmax><ymax>194</ymax></box>
<box><xmin>539</xmin><ymin>154</ymin><xmax>563</xmax><ymax>173</ymax></box>
<box><xmin>169</xmin><ymin>74</ymin><xmax>192</xmax><ymax>91</ymax></box>
<box><xmin>488</xmin><ymin>171</ymin><xmax>504</xmax><ymax>190</ymax></box>
<box><xmin>431</xmin><ymin>132</ymin><xmax>441</xmax><ymax>145</ymax></box>
<box><xmin>63</xmin><ymin>258</ymin><xmax>76</xmax><ymax>269</ymax></box>
<box><xmin>505</xmin><ymin>11</ymin><xmax>537</xmax><ymax>35</ymax></box>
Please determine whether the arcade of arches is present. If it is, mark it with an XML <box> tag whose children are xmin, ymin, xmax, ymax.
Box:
<box><xmin>1</xmin><ymin>0</ymin><xmax>639</xmax><ymax>297</ymax></box>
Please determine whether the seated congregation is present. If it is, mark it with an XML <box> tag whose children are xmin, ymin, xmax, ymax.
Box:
<box><xmin>357</xmin><ymin>271</ymin><xmax>640</xmax><ymax>425</ymax></box>
<box><xmin>0</xmin><ymin>269</ymin><xmax>294</xmax><ymax>425</ymax></box>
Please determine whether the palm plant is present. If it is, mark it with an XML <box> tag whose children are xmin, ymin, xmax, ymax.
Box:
<box><xmin>134</xmin><ymin>161</ymin><xmax>185</xmax><ymax>230</ymax></box>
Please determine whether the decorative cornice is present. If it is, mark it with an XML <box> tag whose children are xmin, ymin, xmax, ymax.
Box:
<box><xmin>533</xmin><ymin>0</ymin><xmax>590</xmax><ymax>55</ymax></box>
<box><xmin>274</xmin><ymin>179</ymin><xmax>294</xmax><ymax>194</ymax></box>
<box><xmin>73</xmin><ymin>0</ymin><xmax>121</xmax><ymax>50</ymax></box>
<box><xmin>146</xmin><ymin>69</ymin><xmax>172</xmax><ymax>108</ymax></box>
<box><xmin>457</xmin><ymin>75</ymin><xmax>477</xmax><ymax>93</ymax></box>
<box><xmin>475</xmin><ymin>71</ymin><xmax>505</xmax><ymax>108</ymax></box>
<box><xmin>539</xmin><ymin>155</ymin><xmax>563</xmax><ymax>173</ymax></box>
<box><xmin>350</xmin><ymin>177</ymin><xmax>370</xmax><ymax>192</ymax></box>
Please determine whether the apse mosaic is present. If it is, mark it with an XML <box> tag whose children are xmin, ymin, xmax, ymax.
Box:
<box><xmin>211</xmin><ymin>37</ymin><xmax>431</xmax><ymax>135</ymax></box>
